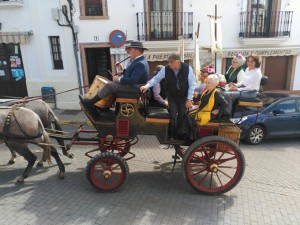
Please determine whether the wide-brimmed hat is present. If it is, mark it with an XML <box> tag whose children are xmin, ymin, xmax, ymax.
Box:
<box><xmin>124</xmin><ymin>41</ymin><xmax>148</xmax><ymax>50</ymax></box>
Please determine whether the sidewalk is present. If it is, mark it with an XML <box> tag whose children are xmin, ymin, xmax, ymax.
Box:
<box><xmin>52</xmin><ymin>108</ymin><xmax>92</xmax><ymax>126</ymax></box>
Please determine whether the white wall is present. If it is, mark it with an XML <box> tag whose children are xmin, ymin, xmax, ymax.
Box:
<box><xmin>1</xmin><ymin>0</ymin><xmax>300</xmax><ymax>109</ymax></box>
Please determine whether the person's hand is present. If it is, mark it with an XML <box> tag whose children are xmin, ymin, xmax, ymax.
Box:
<box><xmin>113</xmin><ymin>75</ymin><xmax>119</xmax><ymax>82</ymax></box>
<box><xmin>212</xmin><ymin>109</ymin><xmax>219</xmax><ymax>115</ymax></box>
<box><xmin>185</xmin><ymin>100</ymin><xmax>193</xmax><ymax>108</ymax></box>
<box><xmin>193</xmin><ymin>91</ymin><xmax>198</xmax><ymax>98</ymax></box>
<box><xmin>140</xmin><ymin>85</ymin><xmax>148</xmax><ymax>93</ymax></box>
<box><xmin>229</xmin><ymin>86</ymin><xmax>238</xmax><ymax>91</ymax></box>
<box><xmin>164</xmin><ymin>100</ymin><xmax>168</xmax><ymax>109</ymax></box>
<box><xmin>115</xmin><ymin>62</ymin><xmax>123</xmax><ymax>72</ymax></box>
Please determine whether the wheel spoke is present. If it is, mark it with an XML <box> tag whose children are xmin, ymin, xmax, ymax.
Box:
<box><xmin>198</xmin><ymin>171</ymin><xmax>210</xmax><ymax>185</ymax></box>
<box><xmin>209</xmin><ymin>172</ymin><xmax>213</xmax><ymax>189</ymax></box>
<box><xmin>218</xmin><ymin>165</ymin><xmax>237</xmax><ymax>169</ymax></box>
<box><xmin>217</xmin><ymin>169</ymin><xmax>233</xmax><ymax>179</ymax></box>
<box><xmin>190</xmin><ymin>167</ymin><xmax>208</xmax><ymax>177</ymax></box>
<box><xmin>216</xmin><ymin>172</ymin><xmax>224</xmax><ymax>187</ymax></box>
<box><xmin>217</xmin><ymin>156</ymin><xmax>237</xmax><ymax>165</ymax></box>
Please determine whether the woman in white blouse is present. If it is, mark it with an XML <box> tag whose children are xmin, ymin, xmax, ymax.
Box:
<box><xmin>223</xmin><ymin>54</ymin><xmax>262</xmax><ymax>115</ymax></box>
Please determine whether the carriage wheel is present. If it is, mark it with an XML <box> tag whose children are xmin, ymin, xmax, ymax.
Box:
<box><xmin>86</xmin><ymin>152</ymin><xmax>129</xmax><ymax>192</ymax></box>
<box><xmin>182</xmin><ymin>136</ymin><xmax>245</xmax><ymax>195</ymax></box>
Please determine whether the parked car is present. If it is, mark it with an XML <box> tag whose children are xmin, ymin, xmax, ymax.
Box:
<box><xmin>230</xmin><ymin>93</ymin><xmax>300</xmax><ymax>145</ymax></box>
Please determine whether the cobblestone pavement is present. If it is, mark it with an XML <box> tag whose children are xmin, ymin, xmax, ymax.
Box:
<box><xmin>0</xmin><ymin>110</ymin><xmax>300</xmax><ymax>225</ymax></box>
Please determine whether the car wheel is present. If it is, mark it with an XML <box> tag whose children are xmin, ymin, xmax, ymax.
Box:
<box><xmin>246</xmin><ymin>125</ymin><xmax>264</xmax><ymax>145</ymax></box>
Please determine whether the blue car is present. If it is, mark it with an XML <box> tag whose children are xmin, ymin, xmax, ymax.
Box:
<box><xmin>231</xmin><ymin>93</ymin><xmax>300</xmax><ymax>145</ymax></box>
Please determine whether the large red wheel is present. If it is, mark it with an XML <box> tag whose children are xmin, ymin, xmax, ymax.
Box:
<box><xmin>182</xmin><ymin>136</ymin><xmax>245</xmax><ymax>195</ymax></box>
<box><xmin>86</xmin><ymin>152</ymin><xmax>129</xmax><ymax>192</ymax></box>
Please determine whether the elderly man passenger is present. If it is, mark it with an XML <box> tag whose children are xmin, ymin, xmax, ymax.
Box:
<box><xmin>140</xmin><ymin>53</ymin><xmax>195</xmax><ymax>141</ymax></box>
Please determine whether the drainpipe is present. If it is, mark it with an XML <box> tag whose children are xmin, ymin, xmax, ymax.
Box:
<box><xmin>56</xmin><ymin>0</ymin><xmax>83</xmax><ymax>95</ymax></box>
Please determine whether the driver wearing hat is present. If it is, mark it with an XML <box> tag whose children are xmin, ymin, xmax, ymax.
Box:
<box><xmin>79</xmin><ymin>41</ymin><xmax>149</xmax><ymax>109</ymax></box>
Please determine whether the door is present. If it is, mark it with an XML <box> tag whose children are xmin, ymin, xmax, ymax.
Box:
<box><xmin>264</xmin><ymin>56</ymin><xmax>289</xmax><ymax>91</ymax></box>
<box><xmin>248</xmin><ymin>0</ymin><xmax>273</xmax><ymax>37</ymax></box>
<box><xmin>85</xmin><ymin>47</ymin><xmax>112</xmax><ymax>84</ymax></box>
<box><xmin>150</xmin><ymin>0</ymin><xmax>176</xmax><ymax>40</ymax></box>
<box><xmin>266</xmin><ymin>99</ymin><xmax>298</xmax><ymax>137</ymax></box>
<box><xmin>0</xmin><ymin>43</ymin><xmax>28</xmax><ymax>97</ymax></box>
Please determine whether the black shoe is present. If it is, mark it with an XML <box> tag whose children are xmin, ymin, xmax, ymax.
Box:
<box><xmin>164</xmin><ymin>138</ymin><xmax>186</xmax><ymax>145</ymax></box>
<box><xmin>79</xmin><ymin>94</ymin><xmax>101</xmax><ymax>106</ymax></box>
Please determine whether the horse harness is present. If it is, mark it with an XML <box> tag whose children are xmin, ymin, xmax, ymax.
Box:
<box><xmin>1</xmin><ymin>104</ymin><xmax>43</xmax><ymax>143</ymax></box>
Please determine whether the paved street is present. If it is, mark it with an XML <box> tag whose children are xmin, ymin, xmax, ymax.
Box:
<box><xmin>0</xmin><ymin>110</ymin><xmax>300</xmax><ymax>225</ymax></box>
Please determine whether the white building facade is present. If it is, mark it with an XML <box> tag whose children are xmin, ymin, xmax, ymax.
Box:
<box><xmin>0</xmin><ymin>0</ymin><xmax>299</xmax><ymax>109</ymax></box>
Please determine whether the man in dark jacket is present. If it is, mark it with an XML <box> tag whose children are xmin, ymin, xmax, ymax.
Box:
<box><xmin>140</xmin><ymin>53</ymin><xmax>195</xmax><ymax>140</ymax></box>
<box><xmin>79</xmin><ymin>41</ymin><xmax>149</xmax><ymax>107</ymax></box>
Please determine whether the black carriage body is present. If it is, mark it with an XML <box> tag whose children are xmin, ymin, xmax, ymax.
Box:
<box><xmin>81</xmin><ymin>87</ymin><xmax>170</xmax><ymax>143</ymax></box>
<box><xmin>78</xmin><ymin>86</ymin><xmax>245</xmax><ymax>194</ymax></box>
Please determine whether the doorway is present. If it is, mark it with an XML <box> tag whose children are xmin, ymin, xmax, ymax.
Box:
<box><xmin>264</xmin><ymin>56</ymin><xmax>290</xmax><ymax>90</ymax></box>
<box><xmin>0</xmin><ymin>43</ymin><xmax>28</xmax><ymax>97</ymax></box>
<box><xmin>85</xmin><ymin>47</ymin><xmax>112</xmax><ymax>84</ymax></box>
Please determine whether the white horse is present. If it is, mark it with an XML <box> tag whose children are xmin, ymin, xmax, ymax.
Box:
<box><xmin>3</xmin><ymin>99</ymin><xmax>73</xmax><ymax>165</ymax></box>
<box><xmin>0</xmin><ymin>106</ymin><xmax>65</xmax><ymax>183</ymax></box>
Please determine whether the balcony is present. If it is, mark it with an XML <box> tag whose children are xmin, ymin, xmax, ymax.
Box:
<box><xmin>0</xmin><ymin>0</ymin><xmax>24</xmax><ymax>8</ymax></box>
<box><xmin>136</xmin><ymin>11</ymin><xmax>193</xmax><ymax>41</ymax></box>
<box><xmin>239</xmin><ymin>11</ymin><xmax>293</xmax><ymax>38</ymax></box>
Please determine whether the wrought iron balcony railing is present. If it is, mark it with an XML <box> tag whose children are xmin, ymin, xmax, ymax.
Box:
<box><xmin>136</xmin><ymin>11</ymin><xmax>193</xmax><ymax>41</ymax></box>
<box><xmin>239</xmin><ymin>11</ymin><xmax>293</xmax><ymax>38</ymax></box>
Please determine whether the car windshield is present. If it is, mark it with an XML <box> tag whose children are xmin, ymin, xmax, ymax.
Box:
<box><xmin>261</xmin><ymin>97</ymin><xmax>279</xmax><ymax>107</ymax></box>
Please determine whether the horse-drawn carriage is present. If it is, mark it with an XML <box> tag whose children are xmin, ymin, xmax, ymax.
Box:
<box><xmin>57</xmin><ymin>75</ymin><xmax>246</xmax><ymax>195</ymax></box>
<box><xmin>1</xmin><ymin>76</ymin><xmax>245</xmax><ymax>195</ymax></box>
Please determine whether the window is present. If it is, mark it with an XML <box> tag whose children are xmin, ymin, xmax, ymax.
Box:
<box><xmin>79</xmin><ymin>0</ymin><xmax>108</xmax><ymax>20</ymax></box>
<box><xmin>276</xmin><ymin>100</ymin><xmax>296</xmax><ymax>113</ymax></box>
<box><xmin>49</xmin><ymin>36</ymin><xmax>64</xmax><ymax>70</ymax></box>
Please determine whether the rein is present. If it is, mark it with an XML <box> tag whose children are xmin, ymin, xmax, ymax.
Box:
<box><xmin>0</xmin><ymin>84</ymin><xmax>89</xmax><ymax>105</ymax></box>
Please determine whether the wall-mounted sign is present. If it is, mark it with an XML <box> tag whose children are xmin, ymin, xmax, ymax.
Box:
<box><xmin>109</xmin><ymin>30</ymin><xmax>126</xmax><ymax>48</ymax></box>
<box><xmin>222</xmin><ymin>47</ymin><xmax>300</xmax><ymax>58</ymax></box>
<box><xmin>144</xmin><ymin>52</ymin><xmax>194</xmax><ymax>62</ymax></box>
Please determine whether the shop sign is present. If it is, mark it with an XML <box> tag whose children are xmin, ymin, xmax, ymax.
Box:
<box><xmin>222</xmin><ymin>48</ymin><xmax>300</xmax><ymax>58</ymax></box>
<box><xmin>144</xmin><ymin>52</ymin><xmax>194</xmax><ymax>61</ymax></box>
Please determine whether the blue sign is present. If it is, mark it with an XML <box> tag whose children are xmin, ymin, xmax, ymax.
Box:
<box><xmin>109</xmin><ymin>30</ymin><xmax>126</xmax><ymax>48</ymax></box>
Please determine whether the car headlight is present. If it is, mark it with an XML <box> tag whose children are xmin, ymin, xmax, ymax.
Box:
<box><xmin>230</xmin><ymin>116</ymin><xmax>248</xmax><ymax>124</ymax></box>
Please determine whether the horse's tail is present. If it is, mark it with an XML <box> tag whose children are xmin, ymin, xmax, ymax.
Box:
<box><xmin>48</xmin><ymin>109</ymin><xmax>67</xmax><ymax>153</ymax></box>
<box><xmin>38</xmin><ymin>118</ymin><xmax>51</xmax><ymax>164</ymax></box>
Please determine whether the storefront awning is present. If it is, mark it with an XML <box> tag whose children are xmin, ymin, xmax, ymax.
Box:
<box><xmin>0</xmin><ymin>31</ymin><xmax>33</xmax><ymax>44</ymax></box>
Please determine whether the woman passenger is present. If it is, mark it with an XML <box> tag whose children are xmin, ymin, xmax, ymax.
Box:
<box><xmin>225</xmin><ymin>53</ymin><xmax>246</xmax><ymax>84</ymax></box>
<box><xmin>223</xmin><ymin>54</ymin><xmax>262</xmax><ymax>115</ymax></box>
<box><xmin>191</xmin><ymin>74</ymin><xmax>229</xmax><ymax>125</ymax></box>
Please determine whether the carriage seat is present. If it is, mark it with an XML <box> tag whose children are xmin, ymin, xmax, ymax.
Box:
<box><xmin>115</xmin><ymin>85</ymin><xmax>141</xmax><ymax>99</ymax></box>
<box><xmin>145</xmin><ymin>106</ymin><xmax>170</xmax><ymax>123</ymax></box>
<box><xmin>238</xmin><ymin>97</ymin><xmax>263</xmax><ymax>107</ymax></box>
<box><xmin>237</xmin><ymin>76</ymin><xmax>268</xmax><ymax>108</ymax></box>
<box><xmin>147</xmin><ymin>107</ymin><xmax>169</xmax><ymax>119</ymax></box>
